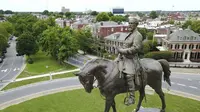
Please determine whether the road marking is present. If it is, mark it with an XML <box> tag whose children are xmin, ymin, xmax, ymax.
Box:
<box><xmin>177</xmin><ymin>83</ymin><xmax>186</xmax><ymax>87</ymax></box>
<box><xmin>188</xmin><ymin>79</ymin><xmax>192</xmax><ymax>81</ymax></box>
<box><xmin>1</xmin><ymin>69</ymin><xmax>8</xmax><ymax>73</ymax></box>
<box><xmin>13</xmin><ymin>68</ymin><xmax>16</xmax><ymax>71</ymax></box>
<box><xmin>0</xmin><ymin>58</ymin><xmax>7</xmax><ymax>69</ymax></box>
<box><xmin>189</xmin><ymin>86</ymin><xmax>198</xmax><ymax>89</ymax></box>
<box><xmin>17</xmin><ymin>68</ymin><xmax>20</xmax><ymax>70</ymax></box>
<box><xmin>171</xmin><ymin>82</ymin><xmax>175</xmax><ymax>84</ymax></box>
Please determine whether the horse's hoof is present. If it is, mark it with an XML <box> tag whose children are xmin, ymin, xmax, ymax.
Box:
<box><xmin>160</xmin><ymin>109</ymin><xmax>165</xmax><ymax>112</ymax></box>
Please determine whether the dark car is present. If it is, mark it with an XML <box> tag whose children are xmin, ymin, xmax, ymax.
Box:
<box><xmin>0</xmin><ymin>58</ymin><xmax>3</xmax><ymax>63</ymax></box>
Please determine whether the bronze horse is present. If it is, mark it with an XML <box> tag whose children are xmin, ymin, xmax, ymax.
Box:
<box><xmin>75</xmin><ymin>58</ymin><xmax>171</xmax><ymax>112</ymax></box>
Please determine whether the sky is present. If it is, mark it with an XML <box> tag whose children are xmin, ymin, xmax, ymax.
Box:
<box><xmin>0</xmin><ymin>0</ymin><xmax>200</xmax><ymax>12</ymax></box>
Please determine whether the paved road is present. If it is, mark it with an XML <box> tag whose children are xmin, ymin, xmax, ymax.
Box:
<box><xmin>0</xmin><ymin>72</ymin><xmax>199</xmax><ymax>109</ymax></box>
<box><xmin>163</xmin><ymin>73</ymin><xmax>200</xmax><ymax>96</ymax></box>
<box><xmin>0</xmin><ymin>37</ymin><xmax>25</xmax><ymax>89</ymax></box>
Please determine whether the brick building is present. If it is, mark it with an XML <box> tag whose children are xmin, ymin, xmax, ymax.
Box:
<box><xmin>89</xmin><ymin>21</ymin><xmax>129</xmax><ymax>38</ymax></box>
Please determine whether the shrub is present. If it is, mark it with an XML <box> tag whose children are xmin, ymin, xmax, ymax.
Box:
<box><xmin>144</xmin><ymin>51</ymin><xmax>172</xmax><ymax>60</ymax></box>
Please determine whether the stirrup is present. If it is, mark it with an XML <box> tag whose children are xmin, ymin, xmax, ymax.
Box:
<box><xmin>124</xmin><ymin>96</ymin><xmax>135</xmax><ymax>106</ymax></box>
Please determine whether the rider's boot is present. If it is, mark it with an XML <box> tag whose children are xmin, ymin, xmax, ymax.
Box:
<box><xmin>125</xmin><ymin>74</ymin><xmax>135</xmax><ymax>105</ymax></box>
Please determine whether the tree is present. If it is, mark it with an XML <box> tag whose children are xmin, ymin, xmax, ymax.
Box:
<box><xmin>182</xmin><ymin>20</ymin><xmax>192</xmax><ymax>29</ymax></box>
<box><xmin>147</xmin><ymin>32</ymin><xmax>154</xmax><ymax>40</ymax></box>
<box><xmin>90</xmin><ymin>11</ymin><xmax>98</xmax><ymax>16</ymax></box>
<box><xmin>0</xmin><ymin>21</ymin><xmax>14</xmax><ymax>34</ymax></box>
<box><xmin>191</xmin><ymin>20</ymin><xmax>200</xmax><ymax>33</ymax></box>
<box><xmin>136</xmin><ymin>12</ymin><xmax>145</xmax><ymax>17</ymax></box>
<box><xmin>46</xmin><ymin>16</ymin><xmax>56</xmax><ymax>27</ymax></box>
<box><xmin>149</xmin><ymin>11</ymin><xmax>158</xmax><ymax>19</ymax></box>
<box><xmin>4</xmin><ymin>10</ymin><xmax>13</xmax><ymax>14</ymax></box>
<box><xmin>0</xmin><ymin>23</ymin><xmax>9</xmax><ymax>36</ymax></box>
<box><xmin>7</xmin><ymin>14</ymin><xmax>38</xmax><ymax>37</ymax></box>
<box><xmin>0</xmin><ymin>34</ymin><xmax>7</xmax><ymax>54</ymax></box>
<box><xmin>16</xmin><ymin>31</ymin><xmax>39</xmax><ymax>63</ymax></box>
<box><xmin>96</xmin><ymin>12</ymin><xmax>110</xmax><ymax>22</ymax></box>
<box><xmin>107</xmin><ymin>12</ymin><xmax>114</xmax><ymax>17</ymax></box>
<box><xmin>138</xmin><ymin>28</ymin><xmax>148</xmax><ymax>40</ymax></box>
<box><xmin>32</xmin><ymin>20</ymin><xmax>48</xmax><ymax>40</ymax></box>
<box><xmin>0</xmin><ymin>10</ymin><xmax>4</xmax><ymax>14</ymax></box>
<box><xmin>58</xmin><ymin>28</ymin><xmax>79</xmax><ymax>64</ymax></box>
<box><xmin>41</xmin><ymin>26</ymin><xmax>78</xmax><ymax>63</ymax></box>
<box><xmin>42</xmin><ymin>10</ymin><xmax>49</xmax><ymax>15</ymax></box>
<box><xmin>142</xmin><ymin>42</ymin><xmax>150</xmax><ymax>54</ymax></box>
<box><xmin>169</xmin><ymin>20</ymin><xmax>175</xmax><ymax>24</ymax></box>
<box><xmin>74</xmin><ymin>29</ymin><xmax>93</xmax><ymax>54</ymax></box>
<box><xmin>110</xmin><ymin>15</ymin><xmax>126</xmax><ymax>22</ymax></box>
<box><xmin>64</xmin><ymin>12</ymin><xmax>75</xmax><ymax>19</ymax></box>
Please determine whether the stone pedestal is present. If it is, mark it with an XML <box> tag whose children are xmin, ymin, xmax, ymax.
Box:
<box><xmin>137</xmin><ymin>107</ymin><xmax>160</xmax><ymax>112</ymax></box>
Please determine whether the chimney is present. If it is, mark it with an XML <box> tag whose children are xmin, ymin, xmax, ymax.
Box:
<box><xmin>100</xmin><ymin>22</ymin><xmax>103</xmax><ymax>26</ymax></box>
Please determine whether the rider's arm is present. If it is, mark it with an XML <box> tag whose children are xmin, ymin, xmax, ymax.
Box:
<box><xmin>118</xmin><ymin>34</ymin><xmax>143</xmax><ymax>55</ymax></box>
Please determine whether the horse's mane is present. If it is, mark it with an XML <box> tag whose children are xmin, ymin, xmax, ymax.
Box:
<box><xmin>80</xmin><ymin>58</ymin><xmax>112</xmax><ymax>71</ymax></box>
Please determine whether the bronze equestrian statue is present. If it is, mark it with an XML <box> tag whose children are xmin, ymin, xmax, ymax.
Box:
<box><xmin>75</xmin><ymin>18</ymin><xmax>171</xmax><ymax>112</ymax></box>
<box><xmin>75</xmin><ymin>58</ymin><xmax>171</xmax><ymax>112</ymax></box>
<box><xmin>115</xmin><ymin>17</ymin><xmax>144</xmax><ymax>106</ymax></box>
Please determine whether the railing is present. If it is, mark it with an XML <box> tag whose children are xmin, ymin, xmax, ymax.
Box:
<box><xmin>0</xmin><ymin>69</ymin><xmax>80</xmax><ymax>83</ymax></box>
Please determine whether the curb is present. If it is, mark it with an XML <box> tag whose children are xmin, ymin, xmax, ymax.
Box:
<box><xmin>146</xmin><ymin>87</ymin><xmax>200</xmax><ymax>101</ymax></box>
<box><xmin>0</xmin><ymin>85</ymin><xmax>83</xmax><ymax>110</ymax></box>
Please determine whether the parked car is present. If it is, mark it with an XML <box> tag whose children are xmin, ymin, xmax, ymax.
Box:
<box><xmin>0</xmin><ymin>58</ymin><xmax>3</xmax><ymax>63</ymax></box>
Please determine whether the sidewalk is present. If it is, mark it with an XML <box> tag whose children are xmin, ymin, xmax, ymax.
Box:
<box><xmin>5</xmin><ymin>69</ymin><xmax>80</xmax><ymax>82</ymax></box>
<box><xmin>170</xmin><ymin>68</ymin><xmax>200</xmax><ymax>74</ymax></box>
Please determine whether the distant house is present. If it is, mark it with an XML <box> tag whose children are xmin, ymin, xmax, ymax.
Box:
<box><xmin>104</xmin><ymin>32</ymin><xmax>129</xmax><ymax>54</ymax></box>
<box><xmin>89</xmin><ymin>21</ymin><xmax>129</xmax><ymax>38</ymax></box>
<box><xmin>162</xmin><ymin>27</ymin><xmax>200</xmax><ymax>62</ymax></box>
<box><xmin>55</xmin><ymin>18</ymin><xmax>72</xmax><ymax>28</ymax></box>
<box><xmin>71</xmin><ymin>19</ymin><xmax>90</xmax><ymax>29</ymax></box>
<box><xmin>168</xmin><ymin>12</ymin><xmax>185</xmax><ymax>21</ymax></box>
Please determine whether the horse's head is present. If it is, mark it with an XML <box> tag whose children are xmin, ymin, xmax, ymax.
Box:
<box><xmin>74</xmin><ymin>59</ymin><xmax>107</xmax><ymax>93</ymax></box>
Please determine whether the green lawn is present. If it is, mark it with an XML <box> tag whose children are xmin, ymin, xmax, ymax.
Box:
<box><xmin>3</xmin><ymin>72</ymin><xmax>76</xmax><ymax>91</ymax></box>
<box><xmin>1</xmin><ymin>89</ymin><xmax>199</xmax><ymax>112</ymax></box>
<box><xmin>18</xmin><ymin>50</ymin><xmax>77</xmax><ymax>78</ymax></box>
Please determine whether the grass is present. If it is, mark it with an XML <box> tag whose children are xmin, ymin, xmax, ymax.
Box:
<box><xmin>17</xmin><ymin>50</ymin><xmax>77</xmax><ymax>78</ymax></box>
<box><xmin>2</xmin><ymin>72</ymin><xmax>76</xmax><ymax>91</ymax></box>
<box><xmin>0</xmin><ymin>89</ymin><xmax>199</xmax><ymax>112</ymax></box>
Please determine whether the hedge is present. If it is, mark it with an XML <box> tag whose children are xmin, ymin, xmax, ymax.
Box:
<box><xmin>144</xmin><ymin>51</ymin><xmax>173</xmax><ymax>60</ymax></box>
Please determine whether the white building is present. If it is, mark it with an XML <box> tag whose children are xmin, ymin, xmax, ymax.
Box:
<box><xmin>61</xmin><ymin>7</ymin><xmax>70</xmax><ymax>13</ymax></box>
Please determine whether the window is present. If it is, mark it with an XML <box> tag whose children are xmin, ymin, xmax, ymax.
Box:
<box><xmin>125</xmin><ymin>28</ymin><xmax>128</xmax><ymax>30</ymax></box>
<box><xmin>121</xmin><ymin>27</ymin><xmax>123</xmax><ymax>31</ymax></box>
<box><xmin>191</xmin><ymin>36</ymin><xmax>193</xmax><ymax>40</ymax></box>
<box><xmin>187</xmin><ymin>37</ymin><xmax>189</xmax><ymax>40</ymax></box>
<box><xmin>177</xmin><ymin>36</ymin><xmax>179</xmax><ymax>40</ymax></box>
<box><xmin>194</xmin><ymin>37</ymin><xmax>197</xmax><ymax>40</ymax></box>
<box><xmin>111</xmin><ymin>28</ymin><xmax>114</xmax><ymax>32</ymax></box>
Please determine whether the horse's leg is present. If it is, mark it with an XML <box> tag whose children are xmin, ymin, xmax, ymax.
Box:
<box><xmin>135</xmin><ymin>87</ymin><xmax>145</xmax><ymax>112</ymax></box>
<box><xmin>112</xmin><ymin>99</ymin><xmax>117</xmax><ymax>112</ymax></box>
<box><xmin>104</xmin><ymin>97</ymin><xmax>114</xmax><ymax>112</ymax></box>
<box><xmin>155</xmin><ymin>88</ymin><xmax>166</xmax><ymax>112</ymax></box>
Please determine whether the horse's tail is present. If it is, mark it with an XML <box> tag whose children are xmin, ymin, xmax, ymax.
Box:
<box><xmin>158</xmin><ymin>59</ymin><xmax>171</xmax><ymax>86</ymax></box>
